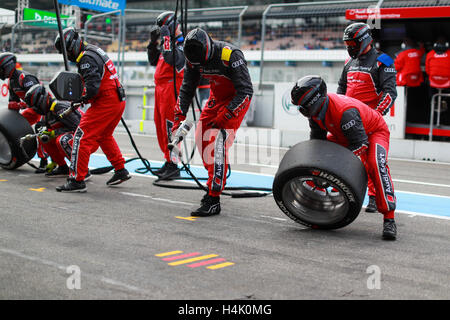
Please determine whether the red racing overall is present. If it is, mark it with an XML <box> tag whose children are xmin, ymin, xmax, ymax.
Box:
<box><xmin>176</xmin><ymin>41</ymin><xmax>253</xmax><ymax>196</ymax></box>
<box><xmin>70</xmin><ymin>45</ymin><xmax>126</xmax><ymax>181</ymax></box>
<box><xmin>310</xmin><ymin>93</ymin><xmax>396</xmax><ymax>219</ymax></box>
<box><xmin>147</xmin><ymin>28</ymin><xmax>185</xmax><ymax>163</ymax></box>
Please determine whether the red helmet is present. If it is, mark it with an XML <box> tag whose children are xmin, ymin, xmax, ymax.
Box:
<box><xmin>156</xmin><ymin>11</ymin><xmax>176</xmax><ymax>27</ymax></box>
<box><xmin>291</xmin><ymin>75</ymin><xmax>328</xmax><ymax>118</ymax></box>
<box><xmin>343</xmin><ymin>23</ymin><xmax>373</xmax><ymax>59</ymax></box>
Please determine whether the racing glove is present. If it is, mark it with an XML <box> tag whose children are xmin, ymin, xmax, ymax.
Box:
<box><xmin>39</xmin><ymin>130</ymin><xmax>56</xmax><ymax>143</ymax></box>
<box><xmin>173</xmin><ymin>101</ymin><xmax>186</xmax><ymax>134</ymax></box>
<box><xmin>352</xmin><ymin>144</ymin><xmax>368</xmax><ymax>166</ymax></box>
<box><xmin>149</xmin><ymin>25</ymin><xmax>160</xmax><ymax>43</ymax></box>
<box><xmin>212</xmin><ymin>106</ymin><xmax>235</xmax><ymax>129</ymax></box>
<box><xmin>8</xmin><ymin>101</ymin><xmax>26</xmax><ymax>111</ymax></box>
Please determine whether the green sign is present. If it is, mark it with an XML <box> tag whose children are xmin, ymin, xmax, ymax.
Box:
<box><xmin>23</xmin><ymin>8</ymin><xmax>74</xmax><ymax>29</ymax></box>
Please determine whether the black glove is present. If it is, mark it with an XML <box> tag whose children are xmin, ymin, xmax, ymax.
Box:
<box><xmin>150</xmin><ymin>25</ymin><xmax>160</xmax><ymax>42</ymax></box>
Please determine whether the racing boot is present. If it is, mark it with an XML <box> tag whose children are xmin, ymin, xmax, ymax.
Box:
<box><xmin>365</xmin><ymin>195</ymin><xmax>378</xmax><ymax>213</ymax></box>
<box><xmin>154</xmin><ymin>161</ymin><xmax>170</xmax><ymax>176</ymax></box>
<box><xmin>159</xmin><ymin>162</ymin><xmax>180</xmax><ymax>180</ymax></box>
<box><xmin>56</xmin><ymin>178</ymin><xmax>87</xmax><ymax>193</ymax></box>
<box><xmin>382</xmin><ymin>219</ymin><xmax>397</xmax><ymax>240</ymax></box>
<box><xmin>106</xmin><ymin>168</ymin><xmax>131</xmax><ymax>186</ymax></box>
<box><xmin>191</xmin><ymin>195</ymin><xmax>221</xmax><ymax>217</ymax></box>
<box><xmin>45</xmin><ymin>164</ymin><xmax>69</xmax><ymax>178</ymax></box>
<box><xmin>35</xmin><ymin>158</ymin><xmax>48</xmax><ymax>174</ymax></box>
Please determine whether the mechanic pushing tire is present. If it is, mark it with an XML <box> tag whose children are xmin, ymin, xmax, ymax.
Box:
<box><xmin>0</xmin><ymin>108</ymin><xmax>37</xmax><ymax>170</ymax></box>
<box><xmin>273</xmin><ymin>139</ymin><xmax>368</xmax><ymax>229</ymax></box>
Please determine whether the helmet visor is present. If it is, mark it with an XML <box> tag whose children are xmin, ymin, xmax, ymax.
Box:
<box><xmin>184</xmin><ymin>42</ymin><xmax>205</xmax><ymax>65</ymax></box>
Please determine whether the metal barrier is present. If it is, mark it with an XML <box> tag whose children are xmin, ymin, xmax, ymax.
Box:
<box><xmin>429</xmin><ymin>91</ymin><xmax>450</xmax><ymax>141</ymax></box>
<box><xmin>258</xmin><ymin>0</ymin><xmax>379</xmax><ymax>88</ymax></box>
<box><xmin>11</xmin><ymin>17</ymin><xmax>76</xmax><ymax>53</ymax></box>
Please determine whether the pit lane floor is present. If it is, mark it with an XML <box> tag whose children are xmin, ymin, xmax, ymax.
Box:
<box><xmin>0</xmin><ymin>132</ymin><xmax>449</xmax><ymax>299</ymax></box>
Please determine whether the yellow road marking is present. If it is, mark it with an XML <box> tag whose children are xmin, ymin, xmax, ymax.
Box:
<box><xmin>168</xmin><ymin>254</ymin><xmax>218</xmax><ymax>266</ymax></box>
<box><xmin>155</xmin><ymin>250</ymin><xmax>183</xmax><ymax>257</ymax></box>
<box><xmin>29</xmin><ymin>188</ymin><xmax>46</xmax><ymax>192</ymax></box>
<box><xmin>0</xmin><ymin>179</ymin><xmax>7</xmax><ymax>182</ymax></box>
<box><xmin>207</xmin><ymin>262</ymin><xmax>235</xmax><ymax>270</ymax></box>
<box><xmin>175</xmin><ymin>216</ymin><xmax>198</xmax><ymax>221</ymax></box>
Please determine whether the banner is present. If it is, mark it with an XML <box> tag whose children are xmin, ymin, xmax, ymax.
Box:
<box><xmin>58</xmin><ymin>0</ymin><xmax>127</xmax><ymax>13</ymax></box>
<box><xmin>23</xmin><ymin>8</ymin><xmax>74</xmax><ymax>29</ymax></box>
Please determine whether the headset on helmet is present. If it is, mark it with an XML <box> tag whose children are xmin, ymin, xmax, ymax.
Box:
<box><xmin>291</xmin><ymin>75</ymin><xmax>328</xmax><ymax>118</ymax></box>
<box><xmin>25</xmin><ymin>84</ymin><xmax>52</xmax><ymax>115</ymax></box>
<box><xmin>183</xmin><ymin>28</ymin><xmax>213</xmax><ymax>66</ymax></box>
<box><xmin>0</xmin><ymin>52</ymin><xmax>17</xmax><ymax>80</ymax></box>
<box><xmin>54</xmin><ymin>27</ymin><xmax>85</xmax><ymax>62</ymax></box>
<box><xmin>343</xmin><ymin>23</ymin><xmax>373</xmax><ymax>59</ymax></box>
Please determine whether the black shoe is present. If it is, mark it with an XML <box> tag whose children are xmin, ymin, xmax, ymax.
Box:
<box><xmin>106</xmin><ymin>168</ymin><xmax>131</xmax><ymax>186</ymax></box>
<box><xmin>35</xmin><ymin>158</ymin><xmax>48</xmax><ymax>174</ymax></box>
<box><xmin>45</xmin><ymin>165</ymin><xmax>69</xmax><ymax>178</ymax></box>
<box><xmin>382</xmin><ymin>219</ymin><xmax>397</xmax><ymax>240</ymax></box>
<box><xmin>365</xmin><ymin>196</ymin><xmax>378</xmax><ymax>213</ymax></box>
<box><xmin>191</xmin><ymin>195</ymin><xmax>221</xmax><ymax>217</ymax></box>
<box><xmin>154</xmin><ymin>162</ymin><xmax>170</xmax><ymax>176</ymax></box>
<box><xmin>159</xmin><ymin>162</ymin><xmax>180</xmax><ymax>180</ymax></box>
<box><xmin>56</xmin><ymin>178</ymin><xmax>86</xmax><ymax>193</ymax></box>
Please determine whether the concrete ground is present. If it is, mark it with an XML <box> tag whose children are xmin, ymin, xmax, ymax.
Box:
<box><xmin>0</xmin><ymin>132</ymin><xmax>449</xmax><ymax>300</ymax></box>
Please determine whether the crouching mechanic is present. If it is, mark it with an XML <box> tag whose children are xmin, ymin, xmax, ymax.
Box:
<box><xmin>147</xmin><ymin>11</ymin><xmax>185</xmax><ymax>178</ymax></box>
<box><xmin>0</xmin><ymin>52</ymin><xmax>49</xmax><ymax>172</ymax></box>
<box><xmin>291</xmin><ymin>75</ymin><xmax>397</xmax><ymax>240</ymax></box>
<box><xmin>338</xmin><ymin>23</ymin><xmax>397</xmax><ymax>213</ymax></box>
<box><xmin>54</xmin><ymin>27</ymin><xmax>131</xmax><ymax>192</ymax></box>
<box><xmin>24</xmin><ymin>84</ymin><xmax>82</xmax><ymax>178</ymax></box>
<box><xmin>174</xmin><ymin>28</ymin><xmax>253</xmax><ymax>216</ymax></box>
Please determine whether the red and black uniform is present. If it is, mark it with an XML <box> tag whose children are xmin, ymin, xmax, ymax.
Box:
<box><xmin>147</xmin><ymin>28</ymin><xmax>185</xmax><ymax>163</ymax></box>
<box><xmin>425</xmin><ymin>48</ymin><xmax>450</xmax><ymax>87</ymax></box>
<box><xmin>37</xmin><ymin>100</ymin><xmax>81</xmax><ymax>167</ymax></box>
<box><xmin>337</xmin><ymin>47</ymin><xmax>397</xmax><ymax>115</ymax></box>
<box><xmin>338</xmin><ymin>47</ymin><xmax>397</xmax><ymax>200</ymax></box>
<box><xmin>177</xmin><ymin>41</ymin><xmax>253</xmax><ymax>196</ymax></box>
<box><xmin>7</xmin><ymin>69</ymin><xmax>47</xmax><ymax>160</ymax></box>
<box><xmin>395</xmin><ymin>47</ymin><xmax>425</xmax><ymax>87</ymax></box>
<box><xmin>70</xmin><ymin>44</ymin><xmax>126</xmax><ymax>181</ymax></box>
<box><xmin>309</xmin><ymin>93</ymin><xmax>396</xmax><ymax>219</ymax></box>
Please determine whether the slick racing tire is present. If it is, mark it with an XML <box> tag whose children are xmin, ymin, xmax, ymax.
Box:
<box><xmin>0</xmin><ymin>109</ymin><xmax>37</xmax><ymax>170</ymax></box>
<box><xmin>273</xmin><ymin>140</ymin><xmax>368</xmax><ymax>230</ymax></box>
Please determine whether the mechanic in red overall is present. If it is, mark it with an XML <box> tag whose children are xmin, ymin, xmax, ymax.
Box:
<box><xmin>0</xmin><ymin>52</ymin><xmax>49</xmax><ymax>172</ymax></box>
<box><xmin>147</xmin><ymin>11</ymin><xmax>185</xmax><ymax>178</ymax></box>
<box><xmin>291</xmin><ymin>75</ymin><xmax>397</xmax><ymax>240</ymax></box>
<box><xmin>24</xmin><ymin>84</ymin><xmax>82</xmax><ymax>178</ymax></box>
<box><xmin>174</xmin><ymin>28</ymin><xmax>253</xmax><ymax>217</ymax></box>
<box><xmin>337</xmin><ymin>23</ymin><xmax>397</xmax><ymax>213</ymax></box>
<box><xmin>395</xmin><ymin>38</ymin><xmax>425</xmax><ymax>87</ymax></box>
<box><xmin>54</xmin><ymin>27</ymin><xmax>130</xmax><ymax>193</ymax></box>
<box><xmin>425</xmin><ymin>38</ymin><xmax>450</xmax><ymax>86</ymax></box>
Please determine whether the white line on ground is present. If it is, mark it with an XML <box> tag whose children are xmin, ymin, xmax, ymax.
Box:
<box><xmin>120</xmin><ymin>192</ymin><xmax>194</xmax><ymax>205</ymax></box>
<box><xmin>0</xmin><ymin>247</ymin><xmax>152</xmax><ymax>296</ymax></box>
<box><xmin>393</xmin><ymin>179</ymin><xmax>450</xmax><ymax>188</ymax></box>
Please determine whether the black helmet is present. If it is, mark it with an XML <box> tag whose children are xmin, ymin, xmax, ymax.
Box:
<box><xmin>54</xmin><ymin>27</ymin><xmax>85</xmax><ymax>62</ymax></box>
<box><xmin>184</xmin><ymin>28</ymin><xmax>213</xmax><ymax>66</ymax></box>
<box><xmin>156</xmin><ymin>11</ymin><xmax>176</xmax><ymax>27</ymax></box>
<box><xmin>25</xmin><ymin>84</ymin><xmax>52</xmax><ymax>115</ymax></box>
<box><xmin>291</xmin><ymin>75</ymin><xmax>328</xmax><ymax>118</ymax></box>
<box><xmin>0</xmin><ymin>52</ymin><xmax>17</xmax><ymax>80</ymax></box>
<box><xmin>433</xmin><ymin>41</ymin><xmax>449</xmax><ymax>54</ymax></box>
<box><xmin>343</xmin><ymin>23</ymin><xmax>373</xmax><ymax>59</ymax></box>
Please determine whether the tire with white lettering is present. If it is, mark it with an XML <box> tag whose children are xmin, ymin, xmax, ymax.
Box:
<box><xmin>0</xmin><ymin>109</ymin><xmax>37</xmax><ymax>170</ymax></box>
<box><xmin>273</xmin><ymin>140</ymin><xmax>367</xmax><ymax>229</ymax></box>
